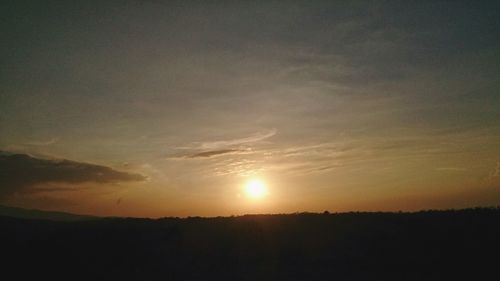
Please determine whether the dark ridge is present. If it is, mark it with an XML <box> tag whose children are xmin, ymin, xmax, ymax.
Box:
<box><xmin>0</xmin><ymin>204</ymin><xmax>97</xmax><ymax>221</ymax></box>
<box><xmin>1</xmin><ymin>207</ymin><xmax>499</xmax><ymax>280</ymax></box>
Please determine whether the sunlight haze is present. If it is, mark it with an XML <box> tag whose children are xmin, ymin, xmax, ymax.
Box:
<box><xmin>1</xmin><ymin>0</ymin><xmax>499</xmax><ymax>217</ymax></box>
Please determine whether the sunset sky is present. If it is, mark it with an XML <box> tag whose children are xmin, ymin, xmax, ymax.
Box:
<box><xmin>1</xmin><ymin>1</ymin><xmax>499</xmax><ymax>217</ymax></box>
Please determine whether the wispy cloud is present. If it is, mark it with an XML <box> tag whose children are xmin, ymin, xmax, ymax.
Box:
<box><xmin>24</xmin><ymin>138</ymin><xmax>59</xmax><ymax>146</ymax></box>
<box><xmin>486</xmin><ymin>162</ymin><xmax>500</xmax><ymax>186</ymax></box>
<box><xmin>169</xmin><ymin>129</ymin><xmax>276</xmax><ymax>160</ymax></box>
<box><xmin>183</xmin><ymin>142</ymin><xmax>345</xmax><ymax>177</ymax></box>
<box><xmin>435</xmin><ymin>167</ymin><xmax>467</xmax><ymax>172</ymax></box>
<box><xmin>195</xmin><ymin>129</ymin><xmax>276</xmax><ymax>150</ymax></box>
<box><xmin>492</xmin><ymin>162</ymin><xmax>500</xmax><ymax>178</ymax></box>
<box><xmin>187</xmin><ymin>149</ymin><xmax>245</xmax><ymax>158</ymax></box>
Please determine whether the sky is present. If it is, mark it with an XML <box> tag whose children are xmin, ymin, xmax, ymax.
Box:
<box><xmin>1</xmin><ymin>0</ymin><xmax>499</xmax><ymax>217</ymax></box>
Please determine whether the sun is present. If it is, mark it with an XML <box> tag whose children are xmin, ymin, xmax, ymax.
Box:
<box><xmin>244</xmin><ymin>179</ymin><xmax>267</xmax><ymax>199</ymax></box>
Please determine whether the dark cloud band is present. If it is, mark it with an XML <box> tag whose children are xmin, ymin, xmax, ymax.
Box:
<box><xmin>187</xmin><ymin>149</ymin><xmax>243</xmax><ymax>158</ymax></box>
<box><xmin>0</xmin><ymin>151</ymin><xmax>146</xmax><ymax>199</ymax></box>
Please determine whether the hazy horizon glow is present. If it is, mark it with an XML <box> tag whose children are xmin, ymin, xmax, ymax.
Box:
<box><xmin>1</xmin><ymin>1</ymin><xmax>499</xmax><ymax>217</ymax></box>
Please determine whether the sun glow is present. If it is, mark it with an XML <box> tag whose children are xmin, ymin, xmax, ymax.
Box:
<box><xmin>244</xmin><ymin>179</ymin><xmax>267</xmax><ymax>199</ymax></box>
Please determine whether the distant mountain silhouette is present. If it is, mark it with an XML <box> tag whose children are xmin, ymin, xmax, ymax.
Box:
<box><xmin>0</xmin><ymin>204</ymin><xmax>97</xmax><ymax>221</ymax></box>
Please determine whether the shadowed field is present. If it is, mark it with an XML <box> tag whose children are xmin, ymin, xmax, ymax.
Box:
<box><xmin>1</xmin><ymin>208</ymin><xmax>499</xmax><ymax>280</ymax></box>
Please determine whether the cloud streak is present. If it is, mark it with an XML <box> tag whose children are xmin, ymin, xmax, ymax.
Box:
<box><xmin>0</xmin><ymin>151</ymin><xmax>146</xmax><ymax>199</ymax></box>
<box><xmin>187</xmin><ymin>149</ymin><xmax>244</xmax><ymax>158</ymax></box>
<box><xmin>435</xmin><ymin>167</ymin><xmax>467</xmax><ymax>172</ymax></box>
<box><xmin>24</xmin><ymin>138</ymin><xmax>59</xmax><ymax>146</ymax></box>
<box><xmin>486</xmin><ymin>162</ymin><xmax>500</xmax><ymax>187</ymax></box>
<box><xmin>197</xmin><ymin>129</ymin><xmax>277</xmax><ymax>150</ymax></box>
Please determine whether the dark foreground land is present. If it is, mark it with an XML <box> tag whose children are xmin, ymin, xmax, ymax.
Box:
<box><xmin>1</xmin><ymin>208</ymin><xmax>499</xmax><ymax>281</ymax></box>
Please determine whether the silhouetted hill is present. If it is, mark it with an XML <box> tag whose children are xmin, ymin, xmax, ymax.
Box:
<box><xmin>1</xmin><ymin>207</ymin><xmax>500</xmax><ymax>281</ymax></box>
<box><xmin>0</xmin><ymin>204</ymin><xmax>97</xmax><ymax>221</ymax></box>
